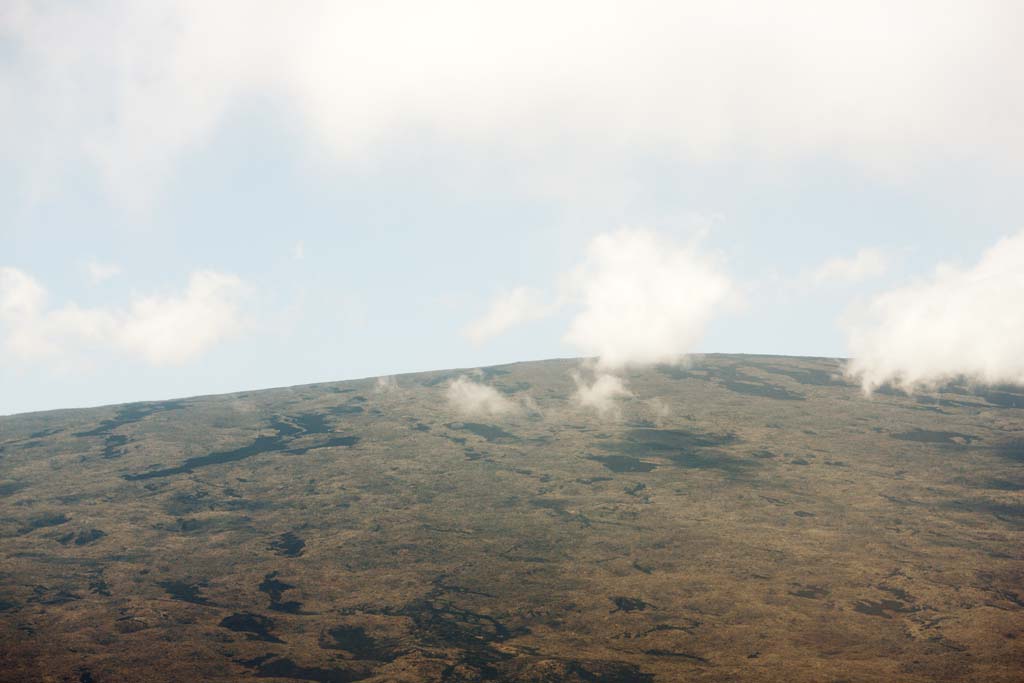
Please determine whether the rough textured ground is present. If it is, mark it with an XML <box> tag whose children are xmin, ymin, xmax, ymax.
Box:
<box><xmin>0</xmin><ymin>354</ymin><xmax>1022</xmax><ymax>682</ymax></box>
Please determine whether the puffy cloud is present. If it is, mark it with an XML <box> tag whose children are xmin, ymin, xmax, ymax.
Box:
<box><xmin>0</xmin><ymin>267</ymin><xmax>245</xmax><ymax>366</ymax></box>
<box><xmin>4</xmin><ymin>2</ymin><xmax>1022</xmax><ymax>203</ymax></box>
<box><xmin>563</xmin><ymin>229</ymin><xmax>733</xmax><ymax>369</ymax></box>
<box><xmin>809</xmin><ymin>248</ymin><xmax>888</xmax><ymax>285</ymax></box>
<box><xmin>846</xmin><ymin>231</ymin><xmax>1024</xmax><ymax>392</ymax></box>
<box><xmin>464</xmin><ymin>287</ymin><xmax>554</xmax><ymax>344</ymax></box>
<box><xmin>445</xmin><ymin>375</ymin><xmax>517</xmax><ymax>416</ymax></box>
<box><xmin>460</xmin><ymin>228</ymin><xmax>733</xmax><ymax>415</ymax></box>
<box><xmin>571</xmin><ymin>369</ymin><xmax>632</xmax><ymax>417</ymax></box>
<box><xmin>0</xmin><ymin>267</ymin><xmax>46</xmax><ymax>320</ymax></box>
<box><xmin>117</xmin><ymin>271</ymin><xmax>246</xmax><ymax>364</ymax></box>
<box><xmin>0</xmin><ymin>267</ymin><xmax>111</xmax><ymax>360</ymax></box>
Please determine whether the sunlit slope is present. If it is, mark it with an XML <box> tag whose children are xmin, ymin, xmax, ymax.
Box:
<box><xmin>1</xmin><ymin>354</ymin><xmax>1021</xmax><ymax>682</ymax></box>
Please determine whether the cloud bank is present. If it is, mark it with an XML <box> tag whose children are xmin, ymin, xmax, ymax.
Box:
<box><xmin>0</xmin><ymin>267</ymin><xmax>246</xmax><ymax>366</ymax></box>
<box><xmin>846</xmin><ymin>231</ymin><xmax>1024</xmax><ymax>392</ymax></box>
<box><xmin>4</xmin><ymin>2</ymin><xmax>1022</xmax><ymax>203</ymax></box>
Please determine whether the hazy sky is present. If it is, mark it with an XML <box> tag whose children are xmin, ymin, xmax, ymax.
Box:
<box><xmin>2</xmin><ymin>1</ymin><xmax>1023</xmax><ymax>415</ymax></box>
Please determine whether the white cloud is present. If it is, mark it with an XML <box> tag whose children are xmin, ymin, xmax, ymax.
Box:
<box><xmin>458</xmin><ymin>228</ymin><xmax>733</xmax><ymax>415</ymax></box>
<box><xmin>446</xmin><ymin>375</ymin><xmax>517</xmax><ymax>416</ymax></box>
<box><xmin>563</xmin><ymin>229</ymin><xmax>734</xmax><ymax>369</ymax></box>
<box><xmin>85</xmin><ymin>260</ymin><xmax>122</xmax><ymax>284</ymax></box>
<box><xmin>810</xmin><ymin>248</ymin><xmax>889</xmax><ymax>285</ymax></box>
<box><xmin>0</xmin><ymin>266</ymin><xmax>74</xmax><ymax>359</ymax></box>
<box><xmin>117</xmin><ymin>271</ymin><xmax>246</xmax><ymax>364</ymax></box>
<box><xmin>0</xmin><ymin>267</ymin><xmax>46</xmax><ymax>320</ymax></box>
<box><xmin>572</xmin><ymin>369</ymin><xmax>633</xmax><ymax>417</ymax></box>
<box><xmin>0</xmin><ymin>267</ymin><xmax>246</xmax><ymax>366</ymax></box>
<box><xmin>846</xmin><ymin>230</ymin><xmax>1024</xmax><ymax>392</ymax></box>
<box><xmin>4</xmin><ymin>2</ymin><xmax>1022</xmax><ymax>204</ymax></box>
<box><xmin>463</xmin><ymin>287</ymin><xmax>553</xmax><ymax>344</ymax></box>
<box><xmin>292</xmin><ymin>241</ymin><xmax>305</xmax><ymax>260</ymax></box>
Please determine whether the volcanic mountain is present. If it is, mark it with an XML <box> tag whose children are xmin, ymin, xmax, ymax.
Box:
<box><xmin>1</xmin><ymin>354</ymin><xmax>1021</xmax><ymax>682</ymax></box>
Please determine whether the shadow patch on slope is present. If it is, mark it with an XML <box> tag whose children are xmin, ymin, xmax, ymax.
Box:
<box><xmin>972</xmin><ymin>386</ymin><xmax>1024</xmax><ymax>408</ymax></box>
<box><xmin>123</xmin><ymin>435</ymin><xmax>287</xmax><ymax>480</ymax></box>
<box><xmin>712</xmin><ymin>366</ymin><xmax>805</xmax><ymax>401</ymax></box>
<box><xmin>446</xmin><ymin>423</ymin><xmax>519</xmax><ymax>443</ymax></box>
<box><xmin>122</xmin><ymin>414</ymin><xmax>360</xmax><ymax>480</ymax></box>
<box><xmin>890</xmin><ymin>430</ymin><xmax>976</xmax><ymax>445</ymax></box>
<box><xmin>56</xmin><ymin>529</ymin><xmax>106</xmax><ymax>546</ymax></box>
<box><xmin>237</xmin><ymin>655</ymin><xmax>369</xmax><ymax>682</ymax></box>
<box><xmin>270</xmin><ymin>531</ymin><xmax>305</xmax><ymax>557</ymax></box>
<box><xmin>594</xmin><ymin>428</ymin><xmax>752</xmax><ymax>475</ymax></box>
<box><xmin>886</xmin><ymin>381</ymin><xmax>1024</xmax><ymax>409</ymax></box>
<box><xmin>259</xmin><ymin>572</ymin><xmax>309</xmax><ymax>614</ymax></box>
<box><xmin>996</xmin><ymin>439</ymin><xmax>1024</xmax><ymax>463</ymax></box>
<box><xmin>158</xmin><ymin>579</ymin><xmax>213</xmax><ymax>605</ymax></box>
<box><xmin>758</xmin><ymin>364</ymin><xmax>852</xmax><ymax>387</ymax></box>
<box><xmin>941</xmin><ymin>498</ymin><xmax>1024</xmax><ymax>527</ymax></box>
<box><xmin>587</xmin><ymin>454</ymin><xmax>657</xmax><ymax>473</ymax></box>
<box><xmin>74</xmin><ymin>400</ymin><xmax>187</xmax><ymax>438</ymax></box>
<box><xmin>17</xmin><ymin>513</ymin><xmax>70</xmax><ymax>535</ymax></box>
<box><xmin>219</xmin><ymin>612</ymin><xmax>284</xmax><ymax>643</ymax></box>
<box><xmin>319</xmin><ymin>625</ymin><xmax>400</xmax><ymax>662</ymax></box>
<box><xmin>0</xmin><ymin>481</ymin><xmax>27</xmax><ymax>497</ymax></box>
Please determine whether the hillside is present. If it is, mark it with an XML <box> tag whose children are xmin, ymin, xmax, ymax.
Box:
<box><xmin>0</xmin><ymin>354</ymin><xmax>1021</xmax><ymax>682</ymax></box>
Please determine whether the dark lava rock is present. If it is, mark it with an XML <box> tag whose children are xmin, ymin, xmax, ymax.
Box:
<box><xmin>270</xmin><ymin>532</ymin><xmax>306</xmax><ymax>557</ymax></box>
<box><xmin>219</xmin><ymin>612</ymin><xmax>284</xmax><ymax>643</ymax></box>
<box><xmin>610</xmin><ymin>596</ymin><xmax>651</xmax><ymax>612</ymax></box>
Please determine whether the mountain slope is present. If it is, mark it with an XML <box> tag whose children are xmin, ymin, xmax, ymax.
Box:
<box><xmin>0</xmin><ymin>354</ymin><xmax>1021</xmax><ymax>682</ymax></box>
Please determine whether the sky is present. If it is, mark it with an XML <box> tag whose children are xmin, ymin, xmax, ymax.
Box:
<box><xmin>2</xmin><ymin>1</ymin><xmax>1023</xmax><ymax>416</ymax></box>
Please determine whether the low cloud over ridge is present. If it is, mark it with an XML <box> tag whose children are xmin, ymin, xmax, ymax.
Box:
<box><xmin>465</xmin><ymin>228</ymin><xmax>733</xmax><ymax>415</ymax></box>
<box><xmin>563</xmin><ymin>229</ymin><xmax>733</xmax><ymax>369</ymax></box>
<box><xmin>846</xmin><ymin>230</ymin><xmax>1024</xmax><ymax>392</ymax></box>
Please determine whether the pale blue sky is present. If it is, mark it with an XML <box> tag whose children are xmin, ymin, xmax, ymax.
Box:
<box><xmin>2</xmin><ymin>2</ymin><xmax>1022</xmax><ymax>415</ymax></box>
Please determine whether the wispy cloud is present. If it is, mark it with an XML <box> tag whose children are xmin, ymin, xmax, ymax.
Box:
<box><xmin>463</xmin><ymin>287</ymin><xmax>554</xmax><ymax>344</ymax></box>
<box><xmin>0</xmin><ymin>267</ymin><xmax>246</xmax><ymax>366</ymax></box>
<box><xmin>445</xmin><ymin>375</ymin><xmax>518</xmax><ymax>416</ymax></box>
<box><xmin>808</xmin><ymin>248</ymin><xmax>889</xmax><ymax>286</ymax></box>
<box><xmin>845</xmin><ymin>230</ymin><xmax>1024</xmax><ymax>392</ymax></box>
<box><xmin>85</xmin><ymin>260</ymin><xmax>122</xmax><ymax>284</ymax></box>
<box><xmin>375</xmin><ymin>375</ymin><xmax>398</xmax><ymax>393</ymax></box>
<box><xmin>571</xmin><ymin>367</ymin><xmax>632</xmax><ymax>417</ymax></box>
